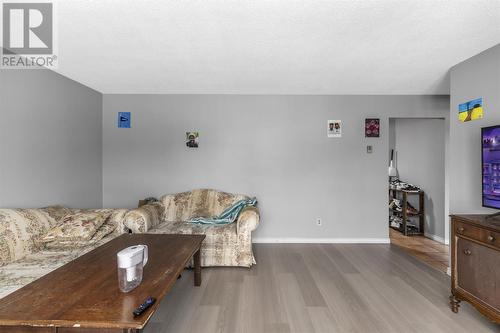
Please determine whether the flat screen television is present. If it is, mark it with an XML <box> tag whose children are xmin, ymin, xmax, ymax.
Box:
<box><xmin>482</xmin><ymin>125</ymin><xmax>500</xmax><ymax>209</ymax></box>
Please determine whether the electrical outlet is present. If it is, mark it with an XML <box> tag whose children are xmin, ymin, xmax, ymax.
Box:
<box><xmin>316</xmin><ymin>218</ymin><xmax>322</xmax><ymax>226</ymax></box>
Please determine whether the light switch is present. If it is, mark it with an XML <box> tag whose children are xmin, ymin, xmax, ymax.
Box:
<box><xmin>367</xmin><ymin>145</ymin><xmax>373</xmax><ymax>153</ymax></box>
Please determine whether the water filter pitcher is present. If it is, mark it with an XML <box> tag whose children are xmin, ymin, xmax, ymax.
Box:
<box><xmin>117</xmin><ymin>245</ymin><xmax>148</xmax><ymax>293</ymax></box>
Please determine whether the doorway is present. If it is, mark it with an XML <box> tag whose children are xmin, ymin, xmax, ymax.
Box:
<box><xmin>388</xmin><ymin>118</ymin><xmax>449</xmax><ymax>273</ymax></box>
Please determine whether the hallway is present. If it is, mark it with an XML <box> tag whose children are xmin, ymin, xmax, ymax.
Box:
<box><xmin>390</xmin><ymin>228</ymin><xmax>449</xmax><ymax>273</ymax></box>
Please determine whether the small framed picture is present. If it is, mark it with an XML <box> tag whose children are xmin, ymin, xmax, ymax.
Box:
<box><xmin>327</xmin><ymin>120</ymin><xmax>342</xmax><ymax>138</ymax></box>
<box><xmin>186</xmin><ymin>132</ymin><xmax>199</xmax><ymax>148</ymax></box>
<box><xmin>458</xmin><ymin>98</ymin><xmax>483</xmax><ymax>122</ymax></box>
<box><xmin>365</xmin><ymin>118</ymin><xmax>380</xmax><ymax>137</ymax></box>
<box><xmin>118</xmin><ymin>112</ymin><xmax>131</xmax><ymax>128</ymax></box>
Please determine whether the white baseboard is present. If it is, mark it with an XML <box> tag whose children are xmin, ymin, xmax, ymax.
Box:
<box><xmin>252</xmin><ymin>238</ymin><xmax>390</xmax><ymax>244</ymax></box>
<box><xmin>424</xmin><ymin>233</ymin><xmax>449</xmax><ymax>245</ymax></box>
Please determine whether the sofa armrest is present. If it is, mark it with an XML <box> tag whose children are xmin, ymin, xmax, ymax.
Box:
<box><xmin>0</xmin><ymin>209</ymin><xmax>55</xmax><ymax>265</ymax></box>
<box><xmin>236</xmin><ymin>206</ymin><xmax>260</xmax><ymax>235</ymax></box>
<box><xmin>160</xmin><ymin>194</ymin><xmax>179</xmax><ymax>222</ymax></box>
<box><xmin>123</xmin><ymin>202</ymin><xmax>164</xmax><ymax>233</ymax></box>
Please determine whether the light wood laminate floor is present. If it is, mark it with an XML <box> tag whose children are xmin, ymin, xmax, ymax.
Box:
<box><xmin>145</xmin><ymin>244</ymin><xmax>498</xmax><ymax>333</ymax></box>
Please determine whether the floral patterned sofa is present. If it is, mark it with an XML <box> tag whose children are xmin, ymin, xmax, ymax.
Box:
<box><xmin>0</xmin><ymin>206</ymin><xmax>130</xmax><ymax>299</ymax></box>
<box><xmin>122</xmin><ymin>189</ymin><xmax>260</xmax><ymax>267</ymax></box>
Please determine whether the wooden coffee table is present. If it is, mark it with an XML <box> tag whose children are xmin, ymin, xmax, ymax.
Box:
<box><xmin>0</xmin><ymin>233</ymin><xmax>205</xmax><ymax>333</ymax></box>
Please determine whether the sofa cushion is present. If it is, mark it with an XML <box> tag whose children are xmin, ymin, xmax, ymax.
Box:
<box><xmin>0</xmin><ymin>236</ymin><xmax>11</xmax><ymax>266</ymax></box>
<box><xmin>0</xmin><ymin>209</ymin><xmax>57</xmax><ymax>265</ymax></box>
<box><xmin>106</xmin><ymin>209</ymin><xmax>130</xmax><ymax>234</ymax></box>
<box><xmin>44</xmin><ymin>219</ymin><xmax>117</xmax><ymax>250</ymax></box>
<box><xmin>0</xmin><ymin>233</ymin><xmax>116</xmax><ymax>299</ymax></box>
<box><xmin>161</xmin><ymin>189</ymin><xmax>248</xmax><ymax>222</ymax></box>
<box><xmin>148</xmin><ymin>220</ymin><xmax>254</xmax><ymax>267</ymax></box>
<box><xmin>41</xmin><ymin>210</ymin><xmax>112</xmax><ymax>243</ymax></box>
<box><xmin>40</xmin><ymin>205</ymin><xmax>74</xmax><ymax>225</ymax></box>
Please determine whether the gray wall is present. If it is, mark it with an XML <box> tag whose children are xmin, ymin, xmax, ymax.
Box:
<box><xmin>450</xmin><ymin>44</ymin><xmax>500</xmax><ymax>214</ymax></box>
<box><xmin>0</xmin><ymin>70</ymin><xmax>103</xmax><ymax>208</ymax></box>
<box><xmin>103</xmin><ymin>95</ymin><xmax>449</xmax><ymax>241</ymax></box>
<box><xmin>388</xmin><ymin>118</ymin><xmax>396</xmax><ymax>157</ymax></box>
<box><xmin>392</xmin><ymin>118</ymin><xmax>446</xmax><ymax>240</ymax></box>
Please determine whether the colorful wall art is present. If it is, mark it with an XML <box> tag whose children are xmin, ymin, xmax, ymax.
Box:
<box><xmin>365</xmin><ymin>118</ymin><xmax>380</xmax><ymax>137</ymax></box>
<box><xmin>459</xmin><ymin>98</ymin><xmax>483</xmax><ymax>122</ymax></box>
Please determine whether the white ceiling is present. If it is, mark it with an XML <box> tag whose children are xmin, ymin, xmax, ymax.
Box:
<box><xmin>55</xmin><ymin>0</ymin><xmax>500</xmax><ymax>94</ymax></box>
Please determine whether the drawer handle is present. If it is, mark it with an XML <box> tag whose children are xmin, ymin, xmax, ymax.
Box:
<box><xmin>463</xmin><ymin>249</ymin><xmax>472</xmax><ymax>256</ymax></box>
<box><xmin>488</xmin><ymin>235</ymin><xmax>495</xmax><ymax>242</ymax></box>
<box><xmin>458</xmin><ymin>227</ymin><xmax>465</xmax><ymax>232</ymax></box>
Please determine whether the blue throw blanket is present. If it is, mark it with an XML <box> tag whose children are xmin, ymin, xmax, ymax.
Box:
<box><xmin>188</xmin><ymin>197</ymin><xmax>257</xmax><ymax>225</ymax></box>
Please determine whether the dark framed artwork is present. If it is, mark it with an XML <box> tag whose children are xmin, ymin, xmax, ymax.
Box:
<box><xmin>365</xmin><ymin>118</ymin><xmax>380</xmax><ymax>137</ymax></box>
<box><xmin>186</xmin><ymin>132</ymin><xmax>199</xmax><ymax>148</ymax></box>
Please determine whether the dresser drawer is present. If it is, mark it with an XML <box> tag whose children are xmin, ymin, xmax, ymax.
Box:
<box><xmin>480</xmin><ymin>229</ymin><xmax>500</xmax><ymax>250</ymax></box>
<box><xmin>455</xmin><ymin>221</ymin><xmax>482</xmax><ymax>242</ymax></box>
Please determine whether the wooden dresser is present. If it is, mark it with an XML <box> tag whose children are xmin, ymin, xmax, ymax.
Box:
<box><xmin>450</xmin><ymin>214</ymin><xmax>500</xmax><ymax>323</ymax></box>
